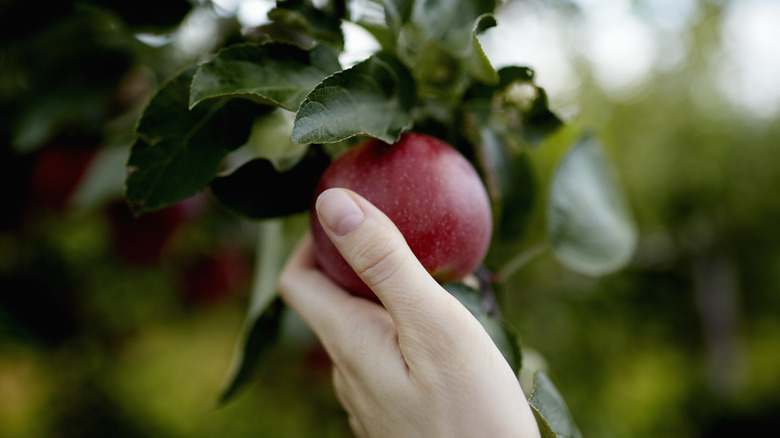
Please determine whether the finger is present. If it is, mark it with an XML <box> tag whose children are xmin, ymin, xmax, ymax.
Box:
<box><xmin>347</xmin><ymin>415</ymin><xmax>367</xmax><ymax>438</ymax></box>
<box><xmin>331</xmin><ymin>368</ymin><xmax>368</xmax><ymax>438</ymax></box>
<box><xmin>331</xmin><ymin>366</ymin><xmax>354</xmax><ymax>416</ymax></box>
<box><xmin>279</xmin><ymin>235</ymin><xmax>384</xmax><ymax>355</ymax></box>
<box><xmin>280</xmin><ymin>234</ymin><xmax>415</xmax><ymax>373</ymax></box>
<box><xmin>314</xmin><ymin>188</ymin><xmax>471</xmax><ymax>338</ymax></box>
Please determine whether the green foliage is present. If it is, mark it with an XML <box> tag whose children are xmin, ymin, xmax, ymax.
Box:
<box><xmin>547</xmin><ymin>134</ymin><xmax>637</xmax><ymax>276</ymax></box>
<box><xmin>116</xmin><ymin>0</ymin><xmax>638</xmax><ymax>432</ymax></box>
<box><xmin>463</xmin><ymin>14</ymin><xmax>500</xmax><ymax>84</ymax></box>
<box><xmin>290</xmin><ymin>51</ymin><xmax>416</xmax><ymax>143</ymax></box>
<box><xmin>6</xmin><ymin>7</ymin><xmax>136</xmax><ymax>152</ymax></box>
<box><xmin>190</xmin><ymin>43</ymin><xmax>342</xmax><ymax>111</ymax></box>
<box><xmin>220</xmin><ymin>214</ymin><xmax>310</xmax><ymax>403</ymax></box>
<box><xmin>411</xmin><ymin>0</ymin><xmax>497</xmax><ymax>57</ymax></box>
<box><xmin>126</xmin><ymin>67</ymin><xmax>271</xmax><ymax>213</ymax></box>
<box><xmin>530</xmin><ymin>371</ymin><xmax>583</xmax><ymax>438</ymax></box>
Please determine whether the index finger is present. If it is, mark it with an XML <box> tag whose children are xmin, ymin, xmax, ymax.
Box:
<box><xmin>279</xmin><ymin>234</ymin><xmax>358</xmax><ymax>336</ymax></box>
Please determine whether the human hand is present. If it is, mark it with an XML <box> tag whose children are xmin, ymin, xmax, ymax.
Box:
<box><xmin>279</xmin><ymin>188</ymin><xmax>541</xmax><ymax>438</ymax></box>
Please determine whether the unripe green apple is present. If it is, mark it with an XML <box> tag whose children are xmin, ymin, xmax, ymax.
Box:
<box><xmin>311</xmin><ymin>133</ymin><xmax>493</xmax><ymax>301</ymax></box>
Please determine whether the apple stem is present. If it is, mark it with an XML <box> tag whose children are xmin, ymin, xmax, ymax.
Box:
<box><xmin>476</xmin><ymin>266</ymin><xmax>501</xmax><ymax>317</ymax></box>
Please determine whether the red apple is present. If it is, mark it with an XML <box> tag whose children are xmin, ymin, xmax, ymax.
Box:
<box><xmin>29</xmin><ymin>142</ymin><xmax>96</xmax><ymax>211</ymax></box>
<box><xmin>179</xmin><ymin>247</ymin><xmax>251</xmax><ymax>307</ymax></box>
<box><xmin>311</xmin><ymin>133</ymin><xmax>493</xmax><ymax>301</ymax></box>
<box><xmin>107</xmin><ymin>193</ymin><xmax>206</xmax><ymax>266</ymax></box>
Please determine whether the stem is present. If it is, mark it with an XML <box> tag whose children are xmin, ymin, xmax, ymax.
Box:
<box><xmin>496</xmin><ymin>240</ymin><xmax>551</xmax><ymax>283</ymax></box>
<box><xmin>476</xmin><ymin>266</ymin><xmax>500</xmax><ymax>318</ymax></box>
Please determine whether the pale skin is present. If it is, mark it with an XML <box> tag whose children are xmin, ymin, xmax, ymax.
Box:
<box><xmin>279</xmin><ymin>188</ymin><xmax>541</xmax><ymax>438</ymax></box>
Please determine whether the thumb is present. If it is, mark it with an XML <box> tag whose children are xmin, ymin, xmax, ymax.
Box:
<box><xmin>315</xmin><ymin>188</ymin><xmax>451</xmax><ymax>323</ymax></box>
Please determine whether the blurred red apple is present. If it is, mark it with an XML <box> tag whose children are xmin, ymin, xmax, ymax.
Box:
<box><xmin>311</xmin><ymin>133</ymin><xmax>493</xmax><ymax>301</ymax></box>
<box><xmin>107</xmin><ymin>194</ymin><xmax>206</xmax><ymax>265</ymax></box>
<box><xmin>179</xmin><ymin>247</ymin><xmax>251</xmax><ymax>307</ymax></box>
<box><xmin>29</xmin><ymin>142</ymin><xmax>96</xmax><ymax>211</ymax></box>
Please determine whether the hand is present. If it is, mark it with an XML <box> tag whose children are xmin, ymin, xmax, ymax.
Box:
<box><xmin>279</xmin><ymin>188</ymin><xmax>540</xmax><ymax>438</ymax></box>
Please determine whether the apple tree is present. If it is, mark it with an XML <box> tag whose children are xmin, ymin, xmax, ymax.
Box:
<box><xmin>123</xmin><ymin>0</ymin><xmax>637</xmax><ymax>435</ymax></box>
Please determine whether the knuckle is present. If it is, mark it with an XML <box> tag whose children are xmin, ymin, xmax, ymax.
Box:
<box><xmin>350</xmin><ymin>235</ymin><xmax>406</xmax><ymax>289</ymax></box>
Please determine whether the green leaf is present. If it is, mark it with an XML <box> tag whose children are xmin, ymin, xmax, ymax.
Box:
<box><xmin>243</xmin><ymin>21</ymin><xmax>320</xmax><ymax>50</ymax></box>
<box><xmin>291</xmin><ymin>51</ymin><xmax>415</xmax><ymax>144</ymax></box>
<box><xmin>529</xmin><ymin>371</ymin><xmax>583</xmax><ymax>438</ymax></box>
<box><xmin>190</xmin><ymin>43</ymin><xmax>342</xmax><ymax>111</ymax></box>
<box><xmin>413</xmin><ymin>0</ymin><xmax>497</xmax><ymax>56</ymax></box>
<box><xmin>236</xmin><ymin>109</ymin><xmax>309</xmax><ymax>172</ymax></box>
<box><xmin>382</xmin><ymin>0</ymin><xmax>413</xmax><ymax>35</ymax></box>
<box><xmin>70</xmin><ymin>143</ymin><xmax>130</xmax><ymax>211</ymax></box>
<box><xmin>268</xmin><ymin>0</ymin><xmax>345</xmax><ymax>50</ymax></box>
<box><xmin>12</xmin><ymin>91</ymin><xmax>107</xmax><ymax>153</ymax></box>
<box><xmin>462</xmin><ymin>14</ymin><xmax>499</xmax><ymax>84</ymax></box>
<box><xmin>523</xmin><ymin>86</ymin><xmax>564</xmax><ymax>143</ymax></box>
<box><xmin>477</xmin><ymin>130</ymin><xmax>543</xmax><ymax>276</ymax></box>
<box><xmin>125</xmin><ymin>66</ymin><xmax>271</xmax><ymax>214</ymax></box>
<box><xmin>353</xmin><ymin>19</ymin><xmax>397</xmax><ymax>53</ymax></box>
<box><xmin>531</xmin><ymin>406</ymin><xmax>558</xmax><ymax>438</ymax></box>
<box><xmin>219</xmin><ymin>214</ymin><xmax>309</xmax><ymax>403</ymax></box>
<box><xmin>465</xmin><ymin>66</ymin><xmax>536</xmax><ymax>102</ymax></box>
<box><xmin>463</xmin><ymin>66</ymin><xmax>535</xmax><ymax>135</ymax></box>
<box><xmin>444</xmin><ymin>282</ymin><xmax>522</xmax><ymax>374</ymax></box>
<box><xmin>465</xmin><ymin>66</ymin><xmax>562</xmax><ymax>145</ymax></box>
<box><xmin>218</xmin><ymin>298</ymin><xmax>284</xmax><ymax>404</ymax></box>
<box><xmin>477</xmin><ymin>128</ymin><xmax>535</xmax><ymax>241</ymax></box>
<box><xmin>547</xmin><ymin>134</ymin><xmax>637</xmax><ymax>276</ymax></box>
<box><xmin>210</xmin><ymin>145</ymin><xmax>330</xmax><ymax>219</ymax></box>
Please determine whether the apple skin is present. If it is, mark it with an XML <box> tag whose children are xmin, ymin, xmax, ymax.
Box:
<box><xmin>311</xmin><ymin>133</ymin><xmax>493</xmax><ymax>301</ymax></box>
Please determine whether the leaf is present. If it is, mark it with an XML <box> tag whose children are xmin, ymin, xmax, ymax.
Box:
<box><xmin>125</xmin><ymin>67</ymin><xmax>271</xmax><ymax>214</ymax></box>
<box><xmin>462</xmin><ymin>14</ymin><xmax>499</xmax><ymax>84</ymax></box>
<box><xmin>529</xmin><ymin>371</ymin><xmax>583</xmax><ymax>438</ymax></box>
<box><xmin>465</xmin><ymin>66</ymin><xmax>562</xmax><ymax>144</ymax></box>
<box><xmin>219</xmin><ymin>214</ymin><xmax>309</xmax><ymax>403</ymax></box>
<box><xmin>12</xmin><ymin>91</ymin><xmax>107</xmax><ymax>153</ymax></box>
<box><xmin>444</xmin><ymin>282</ymin><xmax>522</xmax><ymax>374</ymax></box>
<box><xmin>353</xmin><ymin>19</ymin><xmax>397</xmax><ymax>53</ymax></box>
<box><xmin>218</xmin><ymin>298</ymin><xmax>284</xmax><ymax>404</ymax></box>
<box><xmin>523</xmin><ymin>86</ymin><xmax>564</xmax><ymax>143</ymax></box>
<box><xmin>413</xmin><ymin>0</ymin><xmax>497</xmax><ymax>56</ymax></box>
<box><xmin>267</xmin><ymin>0</ymin><xmax>345</xmax><ymax>50</ymax></box>
<box><xmin>382</xmin><ymin>0</ymin><xmax>413</xmax><ymax>35</ymax></box>
<box><xmin>210</xmin><ymin>145</ymin><xmax>330</xmax><ymax>219</ymax></box>
<box><xmin>531</xmin><ymin>406</ymin><xmax>559</xmax><ymax>438</ymax></box>
<box><xmin>477</xmin><ymin>128</ymin><xmax>535</xmax><ymax>241</ymax></box>
<box><xmin>190</xmin><ymin>43</ymin><xmax>342</xmax><ymax>111</ymax></box>
<box><xmin>477</xmin><ymin>128</ymin><xmax>543</xmax><ymax>276</ymax></box>
<box><xmin>547</xmin><ymin>134</ymin><xmax>637</xmax><ymax>276</ymax></box>
<box><xmin>291</xmin><ymin>51</ymin><xmax>415</xmax><ymax>144</ymax></box>
<box><xmin>465</xmin><ymin>66</ymin><xmax>536</xmax><ymax>102</ymax></box>
<box><xmin>463</xmin><ymin>66</ymin><xmax>535</xmax><ymax>134</ymax></box>
<box><xmin>235</xmin><ymin>109</ymin><xmax>308</xmax><ymax>173</ymax></box>
<box><xmin>70</xmin><ymin>143</ymin><xmax>130</xmax><ymax>210</ymax></box>
<box><xmin>243</xmin><ymin>21</ymin><xmax>320</xmax><ymax>50</ymax></box>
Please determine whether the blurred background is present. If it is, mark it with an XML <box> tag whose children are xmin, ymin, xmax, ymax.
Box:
<box><xmin>1</xmin><ymin>0</ymin><xmax>779</xmax><ymax>437</ymax></box>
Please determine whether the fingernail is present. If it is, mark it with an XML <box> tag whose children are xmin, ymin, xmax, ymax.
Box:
<box><xmin>317</xmin><ymin>189</ymin><xmax>365</xmax><ymax>237</ymax></box>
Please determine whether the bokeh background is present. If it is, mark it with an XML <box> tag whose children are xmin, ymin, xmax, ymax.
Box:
<box><xmin>2</xmin><ymin>0</ymin><xmax>779</xmax><ymax>437</ymax></box>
